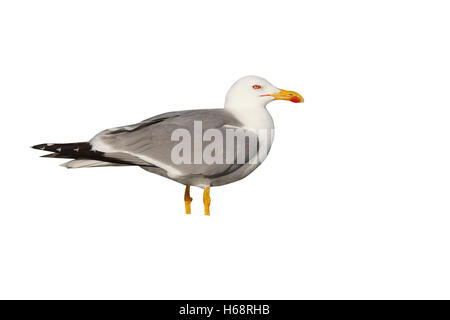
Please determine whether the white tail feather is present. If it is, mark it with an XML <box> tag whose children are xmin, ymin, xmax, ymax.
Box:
<box><xmin>61</xmin><ymin>159</ymin><xmax>125</xmax><ymax>168</ymax></box>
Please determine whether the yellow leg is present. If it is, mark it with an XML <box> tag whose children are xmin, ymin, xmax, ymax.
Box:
<box><xmin>184</xmin><ymin>185</ymin><xmax>192</xmax><ymax>214</ymax></box>
<box><xmin>203</xmin><ymin>186</ymin><xmax>211</xmax><ymax>216</ymax></box>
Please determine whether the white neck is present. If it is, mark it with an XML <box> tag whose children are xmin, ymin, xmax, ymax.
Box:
<box><xmin>224</xmin><ymin>99</ymin><xmax>275</xmax><ymax>164</ymax></box>
<box><xmin>224</xmin><ymin>99</ymin><xmax>274</xmax><ymax>132</ymax></box>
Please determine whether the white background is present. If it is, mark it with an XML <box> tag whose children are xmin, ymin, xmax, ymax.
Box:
<box><xmin>0</xmin><ymin>0</ymin><xmax>449</xmax><ymax>299</ymax></box>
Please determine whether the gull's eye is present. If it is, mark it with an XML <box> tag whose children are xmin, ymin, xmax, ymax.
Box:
<box><xmin>252</xmin><ymin>84</ymin><xmax>262</xmax><ymax>89</ymax></box>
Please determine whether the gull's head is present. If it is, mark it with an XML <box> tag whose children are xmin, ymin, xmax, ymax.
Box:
<box><xmin>224</xmin><ymin>76</ymin><xmax>303</xmax><ymax>110</ymax></box>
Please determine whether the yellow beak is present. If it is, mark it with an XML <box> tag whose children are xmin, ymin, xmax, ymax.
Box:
<box><xmin>270</xmin><ymin>89</ymin><xmax>304</xmax><ymax>103</ymax></box>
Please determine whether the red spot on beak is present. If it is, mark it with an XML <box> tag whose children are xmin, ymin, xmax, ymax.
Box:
<box><xmin>290</xmin><ymin>96</ymin><xmax>301</xmax><ymax>103</ymax></box>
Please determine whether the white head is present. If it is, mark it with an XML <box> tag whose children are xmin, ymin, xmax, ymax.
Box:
<box><xmin>224</xmin><ymin>76</ymin><xmax>303</xmax><ymax>111</ymax></box>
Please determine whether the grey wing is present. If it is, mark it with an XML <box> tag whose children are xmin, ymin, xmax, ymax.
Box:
<box><xmin>89</xmin><ymin>109</ymin><xmax>259</xmax><ymax>178</ymax></box>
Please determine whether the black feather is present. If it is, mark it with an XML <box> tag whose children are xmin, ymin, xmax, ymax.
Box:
<box><xmin>31</xmin><ymin>142</ymin><xmax>148</xmax><ymax>166</ymax></box>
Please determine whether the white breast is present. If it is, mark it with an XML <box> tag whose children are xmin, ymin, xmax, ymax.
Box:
<box><xmin>226</xmin><ymin>106</ymin><xmax>275</xmax><ymax>169</ymax></box>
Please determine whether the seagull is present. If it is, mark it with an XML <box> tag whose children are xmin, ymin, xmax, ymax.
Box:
<box><xmin>32</xmin><ymin>76</ymin><xmax>304</xmax><ymax>215</ymax></box>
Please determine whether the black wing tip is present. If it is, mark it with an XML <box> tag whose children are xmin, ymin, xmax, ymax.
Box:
<box><xmin>40</xmin><ymin>153</ymin><xmax>58</xmax><ymax>158</ymax></box>
<box><xmin>31</xmin><ymin>143</ymin><xmax>49</xmax><ymax>150</ymax></box>
<box><xmin>31</xmin><ymin>142</ymin><xmax>91</xmax><ymax>152</ymax></box>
